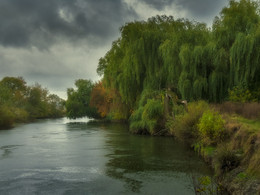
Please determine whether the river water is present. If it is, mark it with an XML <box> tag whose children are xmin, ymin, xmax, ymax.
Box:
<box><xmin>0</xmin><ymin>118</ymin><xmax>214</xmax><ymax>194</ymax></box>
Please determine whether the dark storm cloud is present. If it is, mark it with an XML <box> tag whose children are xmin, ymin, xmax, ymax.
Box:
<box><xmin>0</xmin><ymin>0</ymin><xmax>135</xmax><ymax>48</ymax></box>
<box><xmin>0</xmin><ymin>0</ymin><xmax>228</xmax><ymax>48</ymax></box>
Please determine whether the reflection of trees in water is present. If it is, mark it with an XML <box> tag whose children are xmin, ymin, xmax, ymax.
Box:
<box><xmin>104</xmin><ymin>124</ymin><xmax>146</xmax><ymax>193</ymax></box>
<box><xmin>66</xmin><ymin>122</ymin><xmax>89</xmax><ymax>131</ymax></box>
<box><xmin>102</xmin><ymin>123</ymin><xmax>213</xmax><ymax>193</ymax></box>
<box><xmin>106</xmin><ymin>164</ymin><xmax>143</xmax><ymax>193</ymax></box>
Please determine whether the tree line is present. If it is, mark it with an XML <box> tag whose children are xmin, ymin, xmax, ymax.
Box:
<box><xmin>0</xmin><ymin>77</ymin><xmax>65</xmax><ymax>129</ymax></box>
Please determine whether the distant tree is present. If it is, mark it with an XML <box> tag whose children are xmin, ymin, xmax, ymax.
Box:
<box><xmin>0</xmin><ymin>77</ymin><xmax>29</xmax><ymax>125</ymax></box>
<box><xmin>66</xmin><ymin>79</ymin><xmax>99</xmax><ymax>119</ymax></box>
<box><xmin>26</xmin><ymin>83</ymin><xmax>49</xmax><ymax>118</ymax></box>
<box><xmin>0</xmin><ymin>77</ymin><xmax>27</xmax><ymax>106</ymax></box>
<box><xmin>0</xmin><ymin>77</ymin><xmax>65</xmax><ymax>128</ymax></box>
<box><xmin>0</xmin><ymin>76</ymin><xmax>27</xmax><ymax>92</ymax></box>
<box><xmin>47</xmin><ymin>94</ymin><xmax>65</xmax><ymax>117</ymax></box>
<box><xmin>90</xmin><ymin>81</ymin><xmax>111</xmax><ymax>118</ymax></box>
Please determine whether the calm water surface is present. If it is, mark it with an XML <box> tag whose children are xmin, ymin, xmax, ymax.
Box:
<box><xmin>0</xmin><ymin>118</ymin><xmax>213</xmax><ymax>194</ymax></box>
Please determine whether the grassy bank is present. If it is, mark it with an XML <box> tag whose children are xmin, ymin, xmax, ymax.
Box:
<box><xmin>167</xmin><ymin>101</ymin><xmax>260</xmax><ymax>194</ymax></box>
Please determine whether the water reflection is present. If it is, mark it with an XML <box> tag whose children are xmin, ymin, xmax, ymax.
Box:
<box><xmin>0</xmin><ymin>119</ymin><xmax>215</xmax><ymax>194</ymax></box>
<box><xmin>95</xmin><ymin>123</ymin><xmax>213</xmax><ymax>194</ymax></box>
<box><xmin>66</xmin><ymin>122</ymin><xmax>90</xmax><ymax>131</ymax></box>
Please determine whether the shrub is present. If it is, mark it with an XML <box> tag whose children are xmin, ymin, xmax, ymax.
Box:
<box><xmin>214</xmin><ymin>146</ymin><xmax>240</xmax><ymax>175</ymax></box>
<box><xmin>142</xmin><ymin>99</ymin><xmax>163</xmax><ymax>120</ymax></box>
<box><xmin>228</xmin><ymin>86</ymin><xmax>258</xmax><ymax>103</ymax></box>
<box><xmin>0</xmin><ymin>105</ymin><xmax>15</xmax><ymax>129</ymax></box>
<box><xmin>138</xmin><ymin>89</ymin><xmax>160</xmax><ymax>107</ymax></box>
<box><xmin>12</xmin><ymin>108</ymin><xmax>29</xmax><ymax>122</ymax></box>
<box><xmin>129</xmin><ymin>106</ymin><xmax>146</xmax><ymax>133</ymax></box>
<box><xmin>130</xmin><ymin>98</ymin><xmax>164</xmax><ymax>135</ymax></box>
<box><xmin>194</xmin><ymin>176</ymin><xmax>217</xmax><ymax>194</ymax></box>
<box><xmin>198</xmin><ymin>110</ymin><xmax>226</xmax><ymax>145</ymax></box>
<box><xmin>168</xmin><ymin>101</ymin><xmax>209</xmax><ymax>144</ymax></box>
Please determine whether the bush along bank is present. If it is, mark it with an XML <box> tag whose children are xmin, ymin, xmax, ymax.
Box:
<box><xmin>167</xmin><ymin>101</ymin><xmax>260</xmax><ymax>194</ymax></box>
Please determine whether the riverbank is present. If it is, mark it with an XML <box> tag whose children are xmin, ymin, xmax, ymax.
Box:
<box><xmin>166</xmin><ymin>101</ymin><xmax>260</xmax><ymax>194</ymax></box>
<box><xmin>197</xmin><ymin>116</ymin><xmax>260</xmax><ymax>194</ymax></box>
<box><xmin>0</xmin><ymin>115</ymin><xmax>66</xmax><ymax>130</ymax></box>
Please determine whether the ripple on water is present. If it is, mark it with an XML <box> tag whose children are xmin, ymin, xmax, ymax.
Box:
<box><xmin>0</xmin><ymin>119</ymin><xmax>214</xmax><ymax>194</ymax></box>
<box><xmin>0</xmin><ymin>145</ymin><xmax>23</xmax><ymax>159</ymax></box>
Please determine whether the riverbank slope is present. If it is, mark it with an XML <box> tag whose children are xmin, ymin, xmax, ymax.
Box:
<box><xmin>166</xmin><ymin>101</ymin><xmax>260</xmax><ymax>194</ymax></box>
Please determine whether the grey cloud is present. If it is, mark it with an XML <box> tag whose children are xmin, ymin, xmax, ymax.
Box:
<box><xmin>0</xmin><ymin>0</ymin><xmax>136</xmax><ymax>48</ymax></box>
<box><xmin>0</xmin><ymin>42</ymin><xmax>107</xmax><ymax>98</ymax></box>
<box><xmin>0</xmin><ymin>0</ymin><xmax>228</xmax><ymax>49</ymax></box>
<box><xmin>0</xmin><ymin>0</ymin><xmax>230</xmax><ymax>99</ymax></box>
<box><xmin>177</xmin><ymin>0</ymin><xmax>228</xmax><ymax>18</ymax></box>
<box><xmin>139</xmin><ymin>0</ymin><xmax>228</xmax><ymax>19</ymax></box>
<box><xmin>139</xmin><ymin>0</ymin><xmax>173</xmax><ymax>10</ymax></box>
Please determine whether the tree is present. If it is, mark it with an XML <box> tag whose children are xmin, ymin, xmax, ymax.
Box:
<box><xmin>90</xmin><ymin>81</ymin><xmax>111</xmax><ymax>118</ymax></box>
<box><xmin>0</xmin><ymin>77</ymin><xmax>27</xmax><ymax>107</ymax></box>
<box><xmin>0</xmin><ymin>77</ymin><xmax>65</xmax><ymax>128</ymax></box>
<box><xmin>47</xmin><ymin>94</ymin><xmax>65</xmax><ymax>117</ymax></box>
<box><xmin>26</xmin><ymin>83</ymin><xmax>49</xmax><ymax>118</ymax></box>
<box><xmin>66</xmin><ymin>79</ymin><xmax>99</xmax><ymax>119</ymax></box>
<box><xmin>93</xmin><ymin>1</ymin><xmax>260</xmax><ymax>133</ymax></box>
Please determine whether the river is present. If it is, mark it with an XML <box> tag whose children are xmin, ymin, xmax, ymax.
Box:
<box><xmin>0</xmin><ymin>118</ymin><xmax>214</xmax><ymax>194</ymax></box>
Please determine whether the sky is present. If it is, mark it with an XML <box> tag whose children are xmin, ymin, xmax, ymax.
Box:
<box><xmin>0</xmin><ymin>0</ymin><xmax>229</xmax><ymax>99</ymax></box>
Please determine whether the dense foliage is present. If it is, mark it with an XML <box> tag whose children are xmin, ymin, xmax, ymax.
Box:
<box><xmin>198</xmin><ymin>110</ymin><xmax>226</xmax><ymax>145</ymax></box>
<box><xmin>62</xmin><ymin>1</ymin><xmax>260</xmax><ymax>190</ymax></box>
<box><xmin>168</xmin><ymin>101</ymin><xmax>209</xmax><ymax>143</ymax></box>
<box><xmin>66</xmin><ymin>79</ymin><xmax>100</xmax><ymax>119</ymax></box>
<box><xmin>96</xmin><ymin>0</ymin><xmax>258</xmax><ymax>128</ymax></box>
<box><xmin>67</xmin><ymin>0</ymin><xmax>260</xmax><ymax>134</ymax></box>
<box><xmin>0</xmin><ymin>77</ymin><xmax>65</xmax><ymax>129</ymax></box>
<box><xmin>130</xmin><ymin>90</ymin><xmax>164</xmax><ymax>135</ymax></box>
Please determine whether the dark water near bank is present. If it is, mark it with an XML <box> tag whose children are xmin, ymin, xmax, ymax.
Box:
<box><xmin>0</xmin><ymin>118</ymin><xmax>213</xmax><ymax>194</ymax></box>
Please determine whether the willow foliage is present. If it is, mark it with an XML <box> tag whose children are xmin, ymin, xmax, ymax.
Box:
<box><xmin>97</xmin><ymin>0</ymin><xmax>260</xmax><ymax>124</ymax></box>
<box><xmin>230</xmin><ymin>30</ymin><xmax>260</xmax><ymax>90</ymax></box>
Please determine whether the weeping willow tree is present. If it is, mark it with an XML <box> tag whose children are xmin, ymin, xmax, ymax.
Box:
<box><xmin>213</xmin><ymin>0</ymin><xmax>259</xmax><ymax>50</ymax></box>
<box><xmin>211</xmin><ymin>0</ymin><xmax>260</xmax><ymax>101</ymax></box>
<box><xmin>98</xmin><ymin>16</ymin><xmax>212</xmax><ymax>110</ymax></box>
<box><xmin>230</xmin><ymin>31</ymin><xmax>260</xmax><ymax>90</ymax></box>
<box><xmin>98</xmin><ymin>16</ymin><xmax>173</xmax><ymax>109</ymax></box>
<box><xmin>95</xmin><ymin>0</ymin><xmax>260</xmax><ymax>129</ymax></box>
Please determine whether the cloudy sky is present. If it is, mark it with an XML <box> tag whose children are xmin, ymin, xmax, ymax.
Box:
<box><xmin>0</xmin><ymin>0</ymin><xmax>228</xmax><ymax>99</ymax></box>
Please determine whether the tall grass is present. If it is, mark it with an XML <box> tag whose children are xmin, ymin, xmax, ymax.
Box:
<box><xmin>235</xmin><ymin>117</ymin><xmax>260</xmax><ymax>132</ymax></box>
<box><xmin>214</xmin><ymin>145</ymin><xmax>240</xmax><ymax>176</ymax></box>
<box><xmin>214</xmin><ymin>102</ymin><xmax>260</xmax><ymax>120</ymax></box>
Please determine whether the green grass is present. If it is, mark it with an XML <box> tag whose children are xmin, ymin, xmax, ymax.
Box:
<box><xmin>203</xmin><ymin>146</ymin><xmax>216</xmax><ymax>157</ymax></box>
<box><xmin>235</xmin><ymin>117</ymin><xmax>260</xmax><ymax>131</ymax></box>
<box><xmin>236</xmin><ymin>172</ymin><xmax>249</xmax><ymax>181</ymax></box>
<box><xmin>229</xmin><ymin>116</ymin><xmax>260</xmax><ymax>132</ymax></box>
